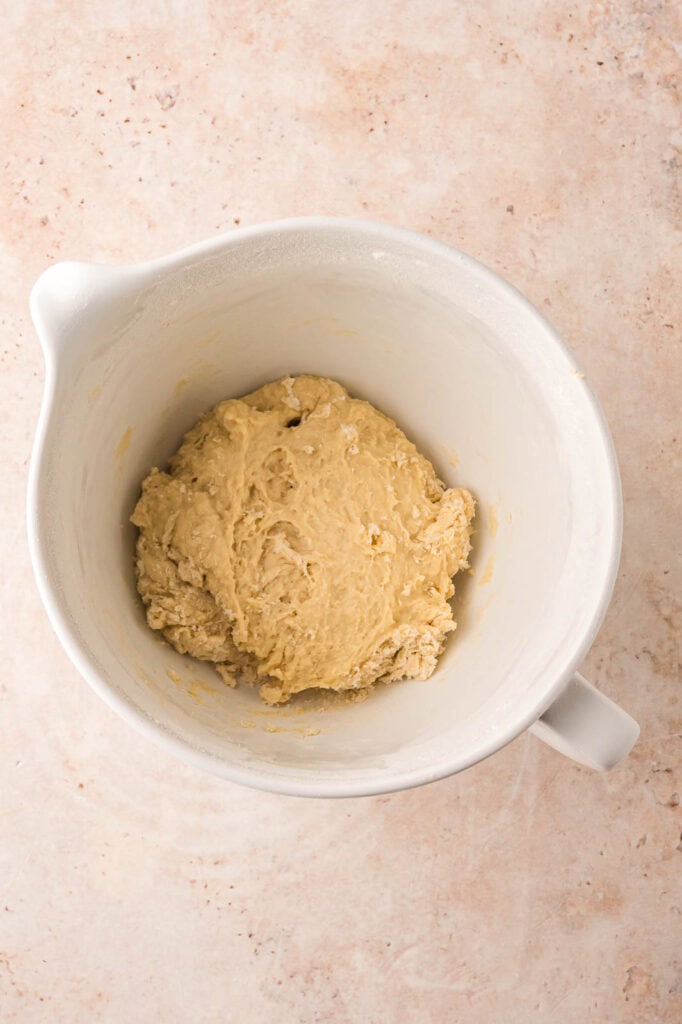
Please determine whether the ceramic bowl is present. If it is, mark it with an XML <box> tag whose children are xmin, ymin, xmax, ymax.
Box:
<box><xmin>28</xmin><ymin>218</ymin><xmax>639</xmax><ymax>795</ymax></box>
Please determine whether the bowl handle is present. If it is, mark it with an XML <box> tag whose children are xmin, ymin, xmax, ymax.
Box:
<box><xmin>529</xmin><ymin>673</ymin><xmax>639</xmax><ymax>770</ymax></box>
<box><xmin>30</xmin><ymin>261</ymin><xmax>146</xmax><ymax>364</ymax></box>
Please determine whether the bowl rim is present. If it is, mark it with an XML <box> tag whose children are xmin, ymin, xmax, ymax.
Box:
<box><xmin>27</xmin><ymin>216</ymin><xmax>623</xmax><ymax>797</ymax></box>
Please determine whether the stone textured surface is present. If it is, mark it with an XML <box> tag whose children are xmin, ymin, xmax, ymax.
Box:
<box><xmin>1</xmin><ymin>1</ymin><xmax>680</xmax><ymax>1021</ymax></box>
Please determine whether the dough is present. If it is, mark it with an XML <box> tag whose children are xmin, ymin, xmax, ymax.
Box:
<box><xmin>132</xmin><ymin>376</ymin><xmax>475</xmax><ymax>704</ymax></box>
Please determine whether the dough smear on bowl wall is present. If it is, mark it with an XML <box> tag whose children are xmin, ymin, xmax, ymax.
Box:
<box><xmin>132</xmin><ymin>374</ymin><xmax>475</xmax><ymax>704</ymax></box>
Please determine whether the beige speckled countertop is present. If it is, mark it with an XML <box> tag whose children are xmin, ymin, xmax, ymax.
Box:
<box><xmin>1</xmin><ymin>2</ymin><xmax>680</xmax><ymax>1021</ymax></box>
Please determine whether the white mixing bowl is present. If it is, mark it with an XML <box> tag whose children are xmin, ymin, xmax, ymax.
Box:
<box><xmin>28</xmin><ymin>218</ymin><xmax>638</xmax><ymax>796</ymax></box>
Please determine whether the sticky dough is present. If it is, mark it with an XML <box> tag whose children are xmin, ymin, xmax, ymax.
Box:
<box><xmin>132</xmin><ymin>376</ymin><xmax>475</xmax><ymax>704</ymax></box>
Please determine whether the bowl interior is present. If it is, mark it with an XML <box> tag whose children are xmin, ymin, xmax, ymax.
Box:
<box><xmin>33</xmin><ymin>223</ymin><xmax>618</xmax><ymax>793</ymax></box>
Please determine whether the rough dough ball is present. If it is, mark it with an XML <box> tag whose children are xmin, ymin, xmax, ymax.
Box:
<box><xmin>132</xmin><ymin>375</ymin><xmax>475</xmax><ymax>704</ymax></box>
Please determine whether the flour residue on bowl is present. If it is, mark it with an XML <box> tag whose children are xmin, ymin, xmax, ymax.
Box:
<box><xmin>487</xmin><ymin>504</ymin><xmax>499</xmax><ymax>538</ymax></box>
<box><xmin>478</xmin><ymin>555</ymin><xmax>495</xmax><ymax>586</ymax></box>
<box><xmin>115</xmin><ymin>426</ymin><xmax>134</xmax><ymax>470</ymax></box>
